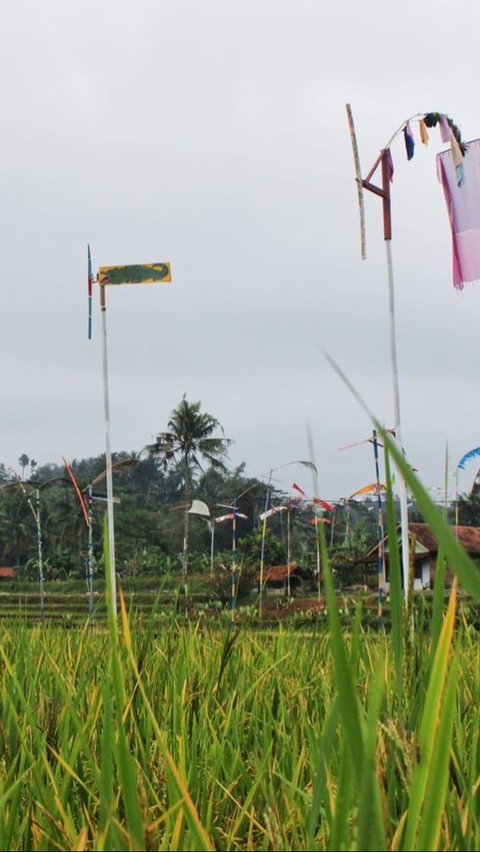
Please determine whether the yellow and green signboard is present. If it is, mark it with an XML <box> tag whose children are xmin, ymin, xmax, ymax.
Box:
<box><xmin>98</xmin><ymin>263</ymin><xmax>171</xmax><ymax>286</ymax></box>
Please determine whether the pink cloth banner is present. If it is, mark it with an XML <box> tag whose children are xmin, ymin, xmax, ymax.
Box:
<box><xmin>437</xmin><ymin>139</ymin><xmax>480</xmax><ymax>290</ymax></box>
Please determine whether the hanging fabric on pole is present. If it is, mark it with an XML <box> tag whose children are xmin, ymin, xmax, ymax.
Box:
<box><xmin>437</xmin><ymin>139</ymin><xmax>480</xmax><ymax>290</ymax></box>
<box><xmin>403</xmin><ymin>121</ymin><xmax>415</xmax><ymax>160</ymax></box>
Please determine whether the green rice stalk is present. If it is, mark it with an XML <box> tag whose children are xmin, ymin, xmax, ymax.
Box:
<box><xmin>401</xmin><ymin>587</ymin><xmax>457</xmax><ymax>849</ymax></box>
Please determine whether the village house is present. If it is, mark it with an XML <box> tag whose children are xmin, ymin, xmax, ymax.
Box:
<box><xmin>258</xmin><ymin>563</ymin><xmax>310</xmax><ymax>596</ymax></box>
<box><xmin>0</xmin><ymin>567</ymin><xmax>16</xmax><ymax>580</ymax></box>
<box><xmin>365</xmin><ymin>523</ymin><xmax>480</xmax><ymax>590</ymax></box>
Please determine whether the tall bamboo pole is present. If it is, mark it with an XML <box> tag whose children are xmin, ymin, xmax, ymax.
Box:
<box><xmin>35</xmin><ymin>489</ymin><xmax>45</xmax><ymax>623</ymax></box>
<box><xmin>99</xmin><ymin>283</ymin><xmax>117</xmax><ymax>618</ymax></box>
<box><xmin>230</xmin><ymin>508</ymin><xmax>237</xmax><ymax>625</ymax></box>
<box><xmin>286</xmin><ymin>506</ymin><xmax>291</xmax><ymax>598</ymax></box>
<box><xmin>372</xmin><ymin>430</ymin><xmax>386</xmax><ymax>620</ymax></box>
<box><xmin>346</xmin><ymin>107</ymin><xmax>411</xmax><ymax>600</ymax></box>
<box><xmin>258</xmin><ymin>472</ymin><xmax>272</xmax><ymax>619</ymax></box>
<box><xmin>455</xmin><ymin>467</ymin><xmax>460</xmax><ymax>529</ymax></box>
<box><xmin>87</xmin><ymin>484</ymin><xmax>94</xmax><ymax>621</ymax></box>
<box><xmin>385</xmin><ymin>236</ymin><xmax>410</xmax><ymax>599</ymax></box>
<box><xmin>210</xmin><ymin>519</ymin><xmax>215</xmax><ymax>575</ymax></box>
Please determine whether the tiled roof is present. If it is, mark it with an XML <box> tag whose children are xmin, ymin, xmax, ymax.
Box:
<box><xmin>261</xmin><ymin>563</ymin><xmax>300</xmax><ymax>582</ymax></box>
<box><xmin>365</xmin><ymin>523</ymin><xmax>480</xmax><ymax>560</ymax></box>
<box><xmin>410</xmin><ymin>523</ymin><xmax>480</xmax><ymax>554</ymax></box>
<box><xmin>0</xmin><ymin>567</ymin><xmax>16</xmax><ymax>578</ymax></box>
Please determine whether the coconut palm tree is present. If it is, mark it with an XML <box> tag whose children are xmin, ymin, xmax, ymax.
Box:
<box><xmin>148</xmin><ymin>395</ymin><xmax>232</xmax><ymax>595</ymax></box>
<box><xmin>18</xmin><ymin>454</ymin><xmax>29</xmax><ymax>480</ymax></box>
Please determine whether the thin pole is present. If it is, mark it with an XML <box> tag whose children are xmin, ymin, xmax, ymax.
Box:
<box><xmin>315</xmin><ymin>519</ymin><xmax>321</xmax><ymax>601</ymax></box>
<box><xmin>344</xmin><ymin>504</ymin><xmax>350</xmax><ymax>546</ymax></box>
<box><xmin>210</xmin><ymin>519</ymin><xmax>215</xmax><ymax>575</ymax></box>
<box><xmin>35</xmin><ymin>489</ymin><xmax>45</xmax><ymax>623</ymax></box>
<box><xmin>100</xmin><ymin>284</ymin><xmax>117</xmax><ymax>618</ymax></box>
<box><xmin>87</xmin><ymin>484</ymin><xmax>94</xmax><ymax>621</ymax></box>
<box><xmin>444</xmin><ymin>441</ymin><xmax>449</xmax><ymax>520</ymax></box>
<box><xmin>259</xmin><ymin>470</ymin><xmax>272</xmax><ymax>618</ymax></box>
<box><xmin>372</xmin><ymin>430</ymin><xmax>386</xmax><ymax>620</ymax></box>
<box><xmin>385</xmin><ymin>238</ymin><xmax>410</xmax><ymax>600</ymax></box>
<box><xmin>455</xmin><ymin>468</ymin><xmax>459</xmax><ymax>529</ymax></box>
<box><xmin>230</xmin><ymin>509</ymin><xmax>237</xmax><ymax>625</ymax></box>
<box><xmin>286</xmin><ymin>506</ymin><xmax>291</xmax><ymax>598</ymax></box>
<box><xmin>182</xmin><ymin>508</ymin><xmax>189</xmax><ymax>601</ymax></box>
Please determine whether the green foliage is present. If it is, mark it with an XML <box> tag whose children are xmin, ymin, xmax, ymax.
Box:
<box><xmin>237</xmin><ymin>526</ymin><xmax>285</xmax><ymax>567</ymax></box>
<box><xmin>457</xmin><ymin>481</ymin><xmax>480</xmax><ymax>526</ymax></box>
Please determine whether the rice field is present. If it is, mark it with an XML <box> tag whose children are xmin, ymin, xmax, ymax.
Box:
<box><xmin>1</xmin><ymin>430</ymin><xmax>479</xmax><ymax>850</ymax></box>
<box><xmin>0</xmin><ymin>593</ymin><xmax>477</xmax><ymax>851</ymax></box>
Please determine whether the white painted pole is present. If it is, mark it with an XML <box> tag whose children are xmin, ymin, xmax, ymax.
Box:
<box><xmin>286</xmin><ymin>507</ymin><xmax>291</xmax><ymax>598</ymax></box>
<box><xmin>35</xmin><ymin>489</ymin><xmax>45</xmax><ymax>623</ymax></box>
<box><xmin>455</xmin><ymin>468</ymin><xmax>459</xmax><ymax>530</ymax></box>
<box><xmin>210</xmin><ymin>520</ymin><xmax>215</xmax><ymax>575</ymax></box>
<box><xmin>385</xmin><ymin>239</ymin><xmax>410</xmax><ymax>600</ymax></box>
<box><xmin>100</xmin><ymin>284</ymin><xmax>117</xmax><ymax>617</ymax></box>
<box><xmin>87</xmin><ymin>483</ymin><xmax>94</xmax><ymax>620</ymax></box>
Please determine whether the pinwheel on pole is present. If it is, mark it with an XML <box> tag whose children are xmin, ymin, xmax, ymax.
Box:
<box><xmin>87</xmin><ymin>249</ymin><xmax>172</xmax><ymax>618</ymax></box>
<box><xmin>292</xmin><ymin>482</ymin><xmax>334</xmax><ymax>601</ymax></box>
<box><xmin>184</xmin><ymin>499</ymin><xmax>211</xmax><ymax>602</ymax></box>
<box><xmin>346</xmin><ymin>105</ymin><xmax>471</xmax><ymax>600</ymax></box>
<box><xmin>0</xmin><ymin>474</ymin><xmax>77</xmax><ymax>622</ymax></box>
<box><xmin>258</xmin><ymin>460</ymin><xmax>317</xmax><ymax>616</ymax></box>
<box><xmin>1</xmin><ymin>478</ymin><xmax>47</xmax><ymax>622</ymax></box>
<box><xmin>340</xmin><ymin>429</ymin><xmax>390</xmax><ymax>615</ymax></box>
<box><xmin>214</xmin><ymin>509</ymin><xmax>247</xmax><ymax>623</ymax></box>
<box><xmin>74</xmin><ymin>457</ymin><xmax>139</xmax><ymax>621</ymax></box>
<box><xmin>216</xmin><ymin>482</ymin><xmax>261</xmax><ymax>623</ymax></box>
<box><xmin>307</xmin><ymin>515</ymin><xmax>333</xmax><ymax>602</ymax></box>
<box><xmin>170</xmin><ymin>497</ymin><xmax>212</xmax><ymax>609</ymax></box>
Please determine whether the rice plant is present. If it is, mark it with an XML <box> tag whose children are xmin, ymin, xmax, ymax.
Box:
<box><xmin>0</xmin><ymin>436</ymin><xmax>478</xmax><ymax>849</ymax></box>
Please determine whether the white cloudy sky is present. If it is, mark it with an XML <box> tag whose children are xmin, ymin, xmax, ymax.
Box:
<box><xmin>2</xmin><ymin>0</ymin><xmax>480</xmax><ymax>500</ymax></box>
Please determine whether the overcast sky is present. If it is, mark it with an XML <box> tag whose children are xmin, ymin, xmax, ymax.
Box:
<box><xmin>2</xmin><ymin>0</ymin><xmax>480</xmax><ymax>502</ymax></box>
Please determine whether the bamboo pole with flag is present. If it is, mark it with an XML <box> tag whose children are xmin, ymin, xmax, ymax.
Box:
<box><xmin>87</xmin><ymin>251</ymin><xmax>172</xmax><ymax>618</ymax></box>
<box><xmin>13</xmin><ymin>479</ymin><xmax>45</xmax><ymax>621</ymax></box>
<box><xmin>258</xmin><ymin>461</ymin><xmax>316</xmax><ymax>617</ymax></box>
<box><xmin>345</xmin><ymin>105</ymin><xmax>469</xmax><ymax>601</ymax></box>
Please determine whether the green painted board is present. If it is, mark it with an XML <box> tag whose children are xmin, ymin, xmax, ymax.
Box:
<box><xmin>98</xmin><ymin>263</ymin><xmax>171</xmax><ymax>285</ymax></box>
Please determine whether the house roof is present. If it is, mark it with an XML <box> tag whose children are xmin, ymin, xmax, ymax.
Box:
<box><xmin>0</xmin><ymin>567</ymin><xmax>16</xmax><ymax>579</ymax></box>
<box><xmin>410</xmin><ymin>523</ymin><xmax>480</xmax><ymax>555</ymax></box>
<box><xmin>260</xmin><ymin>563</ymin><xmax>300</xmax><ymax>583</ymax></box>
<box><xmin>365</xmin><ymin>523</ymin><xmax>480</xmax><ymax>560</ymax></box>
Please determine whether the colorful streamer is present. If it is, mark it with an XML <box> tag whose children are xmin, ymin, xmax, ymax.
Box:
<box><xmin>403</xmin><ymin>121</ymin><xmax>415</xmax><ymax>161</ymax></box>
<box><xmin>292</xmin><ymin>482</ymin><xmax>306</xmax><ymax>496</ymax></box>
<box><xmin>259</xmin><ymin>505</ymin><xmax>287</xmax><ymax>522</ymax></box>
<box><xmin>350</xmin><ymin>483</ymin><xmax>387</xmax><ymax>498</ymax></box>
<box><xmin>215</xmin><ymin>512</ymin><xmax>247</xmax><ymax>523</ymax></box>
<box><xmin>457</xmin><ymin>446</ymin><xmax>480</xmax><ymax>471</ymax></box>
<box><xmin>312</xmin><ymin>497</ymin><xmax>334</xmax><ymax>512</ymax></box>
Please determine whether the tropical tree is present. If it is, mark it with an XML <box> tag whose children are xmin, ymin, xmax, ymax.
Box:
<box><xmin>18</xmin><ymin>454</ymin><xmax>30</xmax><ymax>480</ymax></box>
<box><xmin>148</xmin><ymin>395</ymin><xmax>232</xmax><ymax>593</ymax></box>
